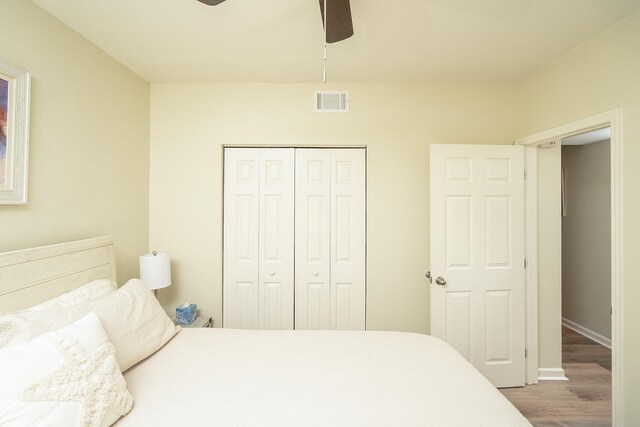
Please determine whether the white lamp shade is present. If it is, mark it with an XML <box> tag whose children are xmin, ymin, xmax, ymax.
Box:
<box><xmin>139</xmin><ymin>252</ymin><xmax>172</xmax><ymax>290</ymax></box>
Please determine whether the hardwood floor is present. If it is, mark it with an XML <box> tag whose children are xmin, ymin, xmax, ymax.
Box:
<box><xmin>501</xmin><ymin>326</ymin><xmax>611</xmax><ymax>426</ymax></box>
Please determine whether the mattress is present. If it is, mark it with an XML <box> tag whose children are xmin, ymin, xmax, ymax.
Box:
<box><xmin>118</xmin><ymin>329</ymin><xmax>530</xmax><ymax>426</ymax></box>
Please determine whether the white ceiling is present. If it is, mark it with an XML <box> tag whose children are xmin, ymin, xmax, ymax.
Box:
<box><xmin>562</xmin><ymin>128</ymin><xmax>611</xmax><ymax>146</ymax></box>
<box><xmin>32</xmin><ymin>0</ymin><xmax>640</xmax><ymax>83</ymax></box>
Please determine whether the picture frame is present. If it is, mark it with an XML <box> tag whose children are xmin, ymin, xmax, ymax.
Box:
<box><xmin>0</xmin><ymin>59</ymin><xmax>30</xmax><ymax>204</ymax></box>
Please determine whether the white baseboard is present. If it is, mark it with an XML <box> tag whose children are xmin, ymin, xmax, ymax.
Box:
<box><xmin>538</xmin><ymin>368</ymin><xmax>568</xmax><ymax>381</ymax></box>
<box><xmin>562</xmin><ymin>317</ymin><xmax>612</xmax><ymax>349</ymax></box>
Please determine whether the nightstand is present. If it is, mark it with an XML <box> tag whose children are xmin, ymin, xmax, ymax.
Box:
<box><xmin>171</xmin><ymin>316</ymin><xmax>213</xmax><ymax>328</ymax></box>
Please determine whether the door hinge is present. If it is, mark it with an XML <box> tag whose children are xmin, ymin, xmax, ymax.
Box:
<box><xmin>524</xmin><ymin>259</ymin><xmax>527</xmax><ymax>269</ymax></box>
<box><xmin>524</xmin><ymin>170</ymin><xmax>527</xmax><ymax>180</ymax></box>
<box><xmin>525</xmin><ymin>348</ymin><xmax>528</xmax><ymax>358</ymax></box>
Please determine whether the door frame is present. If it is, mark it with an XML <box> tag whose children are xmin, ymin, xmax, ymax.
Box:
<box><xmin>516</xmin><ymin>108</ymin><xmax>623</xmax><ymax>423</ymax></box>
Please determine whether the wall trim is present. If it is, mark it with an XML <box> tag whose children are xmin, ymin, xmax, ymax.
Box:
<box><xmin>562</xmin><ymin>317</ymin><xmax>612</xmax><ymax>349</ymax></box>
<box><xmin>538</xmin><ymin>368</ymin><xmax>568</xmax><ymax>381</ymax></box>
<box><xmin>516</xmin><ymin>108</ymin><xmax>623</xmax><ymax>425</ymax></box>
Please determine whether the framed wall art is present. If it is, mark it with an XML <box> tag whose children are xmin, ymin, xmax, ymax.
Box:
<box><xmin>0</xmin><ymin>59</ymin><xmax>30</xmax><ymax>204</ymax></box>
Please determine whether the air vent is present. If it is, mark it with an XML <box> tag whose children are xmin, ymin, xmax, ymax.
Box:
<box><xmin>314</xmin><ymin>91</ymin><xmax>349</xmax><ymax>113</ymax></box>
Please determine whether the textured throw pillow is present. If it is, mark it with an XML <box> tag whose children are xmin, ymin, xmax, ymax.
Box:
<box><xmin>24</xmin><ymin>279</ymin><xmax>117</xmax><ymax>311</ymax></box>
<box><xmin>0</xmin><ymin>279</ymin><xmax>180</xmax><ymax>371</ymax></box>
<box><xmin>0</xmin><ymin>312</ymin><xmax>133</xmax><ymax>427</ymax></box>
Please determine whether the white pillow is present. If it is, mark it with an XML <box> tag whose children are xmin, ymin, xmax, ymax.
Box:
<box><xmin>0</xmin><ymin>279</ymin><xmax>180</xmax><ymax>371</ymax></box>
<box><xmin>24</xmin><ymin>279</ymin><xmax>117</xmax><ymax>311</ymax></box>
<box><xmin>0</xmin><ymin>312</ymin><xmax>133</xmax><ymax>427</ymax></box>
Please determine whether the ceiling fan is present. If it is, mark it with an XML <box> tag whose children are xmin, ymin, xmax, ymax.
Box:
<box><xmin>196</xmin><ymin>0</ymin><xmax>354</xmax><ymax>43</ymax></box>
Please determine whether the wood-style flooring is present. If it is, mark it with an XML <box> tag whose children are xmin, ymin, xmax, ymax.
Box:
<box><xmin>500</xmin><ymin>326</ymin><xmax>612</xmax><ymax>426</ymax></box>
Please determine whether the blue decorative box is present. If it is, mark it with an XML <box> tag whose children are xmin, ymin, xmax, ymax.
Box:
<box><xmin>176</xmin><ymin>303</ymin><xmax>197</xmax><ymax>325</ymax></box>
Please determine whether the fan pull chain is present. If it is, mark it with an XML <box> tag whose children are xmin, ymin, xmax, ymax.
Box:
<box><xmin>323</xmin><ymin>0</ymin><xmax>328</xmax><ymax>83</ymax></box>
<box><xmin>324</xmin><ymin>43</ymin><xmax>327</xmax><ymax>83</ymax></box>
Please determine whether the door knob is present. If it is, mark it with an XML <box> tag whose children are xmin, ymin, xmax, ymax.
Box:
<box><xmin>435</xmin><ymin>276</ymin><xmax>447</xmax><ymax>286</ymax></box>
<box><xmin>425</xmin><ymin>271</ymin><xmax>432</xmax><ymax>284</ymax></box>
<box><xmin>270</xmin><ymin>271</ymin><xmax>275</xmax><ymax>276</ymax></box>
<box><xmin>313</xmin><ymin>271</ymin><xmax>319</xmax><ymax>276</ymax></box>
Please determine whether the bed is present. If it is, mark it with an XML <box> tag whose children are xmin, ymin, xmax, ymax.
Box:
<box><xmin>0</xmin><ymin>237</ymin><xmax>531</xmax><ymax>426</ymax></box>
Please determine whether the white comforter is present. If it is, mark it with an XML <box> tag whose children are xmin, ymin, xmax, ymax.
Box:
<box><xmin>118</xmin><ymin>329</ymin><xmax>530</xmax><ymax>426</ymax></box>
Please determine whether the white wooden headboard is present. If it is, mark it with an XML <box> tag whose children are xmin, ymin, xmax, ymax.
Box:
<box><xmin>0</xmin><ymin>236</ymin><xmax>116</xmax><ymax>312</ymax></box>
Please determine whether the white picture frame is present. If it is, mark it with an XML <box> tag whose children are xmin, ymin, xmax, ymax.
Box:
<box><xmin>0</xmin><ymin>59</ymin><xmax>30</xmax><ymax>204</ymax></box>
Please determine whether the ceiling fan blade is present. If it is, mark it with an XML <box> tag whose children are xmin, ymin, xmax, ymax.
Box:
<box><xmin>197</xmin><ymin>0</ymin><xmax>226</xmax><ymax>5</ymax></box>
<box><xmin>319</xmin><ymin>0</ymin><xmax>354</xmax><ymax>43</ymax></box>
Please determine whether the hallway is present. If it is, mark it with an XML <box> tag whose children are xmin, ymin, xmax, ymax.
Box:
<box><xmin>501</xmin><ymin>326</ymin><xmax>612</xmax><ymax>426</ymax></box>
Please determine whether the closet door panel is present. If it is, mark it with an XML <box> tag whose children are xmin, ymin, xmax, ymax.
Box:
<box><xmin>223</xmin><ymin>148</ymin><xmax>260</xmax><ymax>329</ymax></box>
<box><xmin>331</xmin><ymin>149</ymin><xmax>366</xmax><ymax>330</ymax></box>
<box><xmin>226</xmin><ymin>147</ymin><xmax>365</xmax><ymax>331</ymax></box>
<box><xmin>295</xmin><ymin>149</ymin><xmax>332</xmax><ymax>330</ymax></box>
<box><xmin>259</xmin><ymin>149</ymin><xmax>294</xmax><ymax>330</ymax></box>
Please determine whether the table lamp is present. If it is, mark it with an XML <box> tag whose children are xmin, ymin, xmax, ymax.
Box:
<box><xmin>139</xmin><ymin>251</ymin><xmax>172</xmax><ymax>297</ymax></box>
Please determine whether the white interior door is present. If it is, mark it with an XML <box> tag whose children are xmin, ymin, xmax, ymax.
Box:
<box><xmin>224</xmin><ymin>148</ymin><xmax>260</xmax><ymax>329</ymax></box>
<box><xmin>258</xmin><ymin>149</ymin><xmax>295</xmax><ymax>329</ymax></box>
<box><xmin>429</xmin><ymin>144</ymin><xmax>525</xmax><ymax>387</ymax></box>
<box><xmin>295</xmin><ymin>148</ymin><xmax>366</xmax><ymax>330</ymax></box>
<box><xmin>224</xmin><ymin>148</ymin><xmax>294</xmax><ymax>329</ymax></box>
<box><xmin>295</xmin><ymin>149</ymin><xmax>331</xmax><ymax>329</ymax></box>
<box><xmin>330</xmin><ymin>149</ymin><xmax>366</xmax><ymax>330</ymax></box>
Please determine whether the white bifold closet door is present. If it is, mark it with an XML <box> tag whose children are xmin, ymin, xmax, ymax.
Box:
<box><xmin>223</xmin><ymin>147</ymin><xmax>365</xmax><ymax>330</ymax></box>
<box><xmin>295</xmin><ymin>149</ymin><xmax>366</xmax><ymax>331</ymax></box>
<box><xmin>223</xmin><ymin>148</ymin><xmax>295</xmax><ymax>330</ymax></box>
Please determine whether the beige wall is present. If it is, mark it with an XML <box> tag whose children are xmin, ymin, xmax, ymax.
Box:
<box><xmin>149</xmin><ymin>83</ymin><xmax>517</xmax><ymax>333</ymax></box>
<box><xmin>3</xmin><ymin>0</ymin><xmax>636</xmax><ymax>419</ymax></box>
<box><xmin>562</xmin><ymin>141</ymin><xmax>611</xmax><ymax>339</ymax></box>
<box><xmin>516</xmin><ymin>10</ymin><xmax>640</xmax><ymax>423</ymax></box>
<box><xmin>0</xmin><ymin>0</ymin><xmax>150</xmax><ymax>283</ymax></box>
